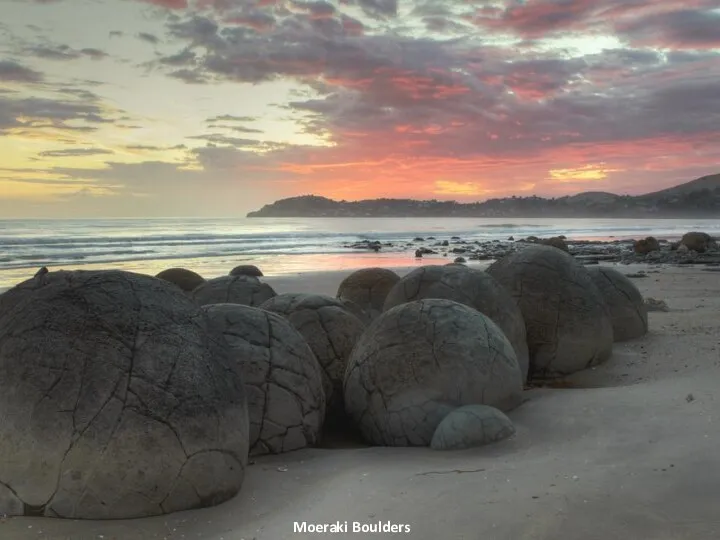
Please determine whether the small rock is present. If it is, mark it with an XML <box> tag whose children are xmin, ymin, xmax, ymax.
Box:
<box><xmin>644</xmin><ymin>297</ymin><xmax>669</xmax><ymax>312</ymax></box>
<box><xmin>430</xmin><ymin>404</ymin><xmax>516</xmax><ymax>451</ymax></box>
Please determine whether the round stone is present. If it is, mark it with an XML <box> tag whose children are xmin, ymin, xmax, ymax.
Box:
<box><xmin>202</xmin><ymin>303</ymin><xmax>325</xmax><ymax>455</ymax></box>
<box><xmin>337</xmin><ymin>267</ymin><xmax>401</xmax><ymax>320</ymax></box>
<box><xmin>344</xmin><ymin>298</ymin><xmax>523</xmax><ymax>447</ymax></box>
<box><xmin>586</xmin><ymin>266</ymin><xmax>648</xmax><ymax>342</ymax></box>
<box><xmin>0</xmin><ymin>269</ymin><xmax>249</xmax><ymax>519</ymax></box>
<box><xmin>430</xmin><ymin>404</ymin><xmax>516</xmax><ymax>450</ymax></box>
<box><xmin>229</xmin><ymin>264</ymin><xmax>263</xmax><ymax>277</ymax></box>
<box><xmin>155</xmin><ymin>267</ymin><xmax>205</xmax><ymax>292</ymax></box>
<box><xmin>192</xmin><ymin>275</ymin><xmax>276</xmax><ymax>307</ymax></box>
<box><xmin>260</xmin><ymin>293</ymin><xmax>364</xmax><ymax>425</ymax></box>
<box><xmin>487</xmin><ymin>245</ymin><xmax>613</xmax><ymax>380</ymax></box>
<box><xmin>383</xmin><ymin>264</ymin><xmax>529</xmax><ymax>382</ymax></box>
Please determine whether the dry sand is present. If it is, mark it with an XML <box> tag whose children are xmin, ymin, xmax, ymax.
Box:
<box><xmin>2</xmin><ymin>264</ymin><xmax>719</xmax><ymax>540</ymax></box>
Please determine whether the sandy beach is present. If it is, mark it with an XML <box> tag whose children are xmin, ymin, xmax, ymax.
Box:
<box><xmin>2</xmin><ymin>262</ymin><xmax>718</xmax><ymax>540</ymax></box>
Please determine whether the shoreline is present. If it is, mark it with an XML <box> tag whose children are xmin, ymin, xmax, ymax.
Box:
<box><xmin>2</xmin><ymin>233</ymin><xmax>719</xmax><ymax>293</ymax></box>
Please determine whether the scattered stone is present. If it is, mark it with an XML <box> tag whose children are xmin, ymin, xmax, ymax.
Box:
<box><xmin>539</xmin><ymin>236</ymin><xmax>569</xmax><ymax>252</ymax></box>
<box><xmin>336</xmin><ymin>267</ymin><xmax>400</xmax><ymax>320</ymax></box>
<box><xmin>453</xmin><ymin>257</ymin><xmax>466</xmax><ymax>264</ymax></box>
<box><xmin>260</xmin><ymin>293</ymin><xmax>365</xmax><ymax>426</ymax></box>
<box><xmin>344</xmin><ymin>298</ymin><xmax>523</xmax><ymax>446</ymax></box>
<box><xmin>155</xmin><ymin>267</ymin><xmax>205</xmax><ymax>292</ymax></box>
<box><xmin>680</xmin><ymin>231</ymin><xmax>715</xmax><ymax>253</ymax></box>
<box><xmin>229</xmin><ymin>264</ymin><xmax>263</xmax><ymax>277</ymax></box>
<box><xmin>202</xmin><ymin>303</ymin><xmax>325</xmax><ymax>456</ymax></box>
<box><xmin>487</xmin><ymin>245</ymin><xmax>613</xmax><ymax>380</ymax></box>
<box><xmin>383</xmin><ymin>265</ymin><xmax>530</xmax><ymax>381</ymax></box>
<box><xmin>0</xmin><ymin>270</ymin><xmax>249</xmax><ymax>519</ymax></box>
<box><xmin>625</xmin><ymin>272</ymin><xmax>648</xmax><ymax>278</ymax></box>
<box><xmin>192</xmin><ymin>275</ymin><xmax>276</xmax><ymax>307</ymax></box>
<box><xmin>430</xmin><ymin>405</ymin><xmax>515</xmax><ymax>450</ymax></box>
<box><xmin>586</xmin><ymin>266</ymin><xmax>648</xmax><ymax>342</ymax></box>
<box><xmin>633</xmin><ymin>237</ymin><xmax>661</xmax><ymax>255</ymax></box>
<box><xmin>644</xmin><ymin>297</ymin><xmax>670</xmax><ymax>312</ymax></box>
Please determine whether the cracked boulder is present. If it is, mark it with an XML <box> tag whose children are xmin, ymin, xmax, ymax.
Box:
<box><xmin>487</xmin><ymin>245</ymin><xmax>613</xmax><ymax>380</ymax></box>
<box><xmin>155</xmin><ymin>267</ymin><xmax>205</xmax><ymax>292</ymax></box>
<box><xmin>192</xmin><ymin>275</ymin><xmax>276</xmax><ymax>307</ymax></box>
<box><xmin>587</xmin><ymin>267</ymin><xmax>648</xmax><ymax>342</ymax></box>
<box><xmin>344</xmin><ymin>299</ymin><xmax>523</xmax><ymax>447</ymax></box>
<box><xmin>383</xmin><ymin>265</ymin><xmax>529</xmax><ymax>382</ymax></box>
<box><xmin>259</xmin><ymin>293</ymin><xmax>365</xmax><ymax>426</ymax></box>
<box><xmin>430</xmin><ymin>404</ymin><xmax>515</xmax><ymax>450</ymax></box>
<box><xmin>336</xmin><ymin>267</ymin><xmax>401</xmax><ymax>320</ymax></box>
<box><xmin>202</xmin><ymin>304</ymin><xmax>325</xmax><ymax>456</ymax></box>
<box><xmin>0</xmin><ymin>269</ymin><xmax>249</xmax><ymax>519</ymax></box>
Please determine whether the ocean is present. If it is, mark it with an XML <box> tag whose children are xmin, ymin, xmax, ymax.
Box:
<box><xmin>1</xmin><ymin>216</ymin><xmax>719</xmax><ymax>291</ymax></box>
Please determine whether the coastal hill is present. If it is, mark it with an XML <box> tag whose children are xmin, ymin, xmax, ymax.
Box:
<box><xmin>247</xmin><ymin>173</ymin><xmax>720</xmax><ymax>218</ymax></box>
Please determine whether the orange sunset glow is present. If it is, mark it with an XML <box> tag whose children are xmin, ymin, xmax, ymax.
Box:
<box><xmin>0</xmin><ymin>0</ymin><xmax>719</xmax><ymax>217</ymax></box>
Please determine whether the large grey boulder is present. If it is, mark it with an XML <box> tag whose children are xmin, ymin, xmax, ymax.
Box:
<box><xmin>203</xmin><ymin>304</ymin><xmax>325</xmax><ymax>455</ymax></box>
<box><xmin>383</xmin><ymin>264</ymin><xmax>529</xmax><ymax>381</ymax></box>
<box><xmin>337</xmin><ymin>267</ymin><xmax>401</xmax><ymax>319</ymax></box>
<box><xmin>344</xmin><ymin>299</ymin><xmax>523</xmax><ymax>447</ymax></box>
<box><xmin>587</xmin><ymin>267</ymin><xmax>648</xmax><ymax>342</ymax></box>
<box><xmin>155</xmin><ymin>267</ymin><xmax>205</xmax><ymax>292</ymax></box>
<box><xmin>192</xmin><ymin>274</ymin><xmax>276</xmax><ymax>307</ymax></box>
<box><xmin>487</xmin><ymin>245</ymin><xmax>613</xmax><ymax>380</ymax></box>
<box><xmin>259</xmin><ymin>293</ymin><xmax>364</xmax><ymax>425</ymax></box>
<box><xmin>430</xmin><ymin>405</ymin><xmax>516</xmax><ymax>451</ymax></box>
<box><xmin>0</xmin><ymin>270</ymin><xmax>249</xmax><ymax>519</ymax></box>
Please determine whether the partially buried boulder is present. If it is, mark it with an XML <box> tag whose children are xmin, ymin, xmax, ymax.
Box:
<box><xmin>383</xmin><ymin>265</ymin><xmax>529</xmax><ymax>382</ymax></box>
<box><xmin>192</xmin><ymin>274</ymin><xmax>276</xmax><ymax>307</ymax></box>
<box><xmin>155</xmin><ymin>267</ymin><xmax>205</xmax><ymax>292</ymax></box>
<box><xmin>260</xmin><ymin>293</ymin><xmax>364</xmax><ymax>426</ymax></box>
<box><xmin>0</xmin><ymin>270</ymin><xmax>249</xmax><ymax>519</ymax></box>
<box><xmin>229</xmin><ymin>264</ymin><xmax>264</xmax><ymax>277</ymax></box>
<box><xmin>344</xmin><ymin>298</ymin><xmax>523</xmax><ymax>447</ymax></box>
<box><xmin>634</xmin><ymin>236</ymin><xmax>660</xmax><ymax>255</ymax></box>
<box><xmin>487</xmin><ymin>245</ymin><xmax>613</xmax><ymax>380</ymax></box>
<box><xmin>430</xmin><ymin>405</ymin><xmax>515</xmax><ymax>451</ymax></box>
<box><xmin>680</xmin><ymin>231</ymin><xmax>715</xmax><ymax>253</ymax></box>
<box><xmin>586</xmin><ymin>266</ymin><xmax>648</xmax><ymax>342</ymax></box>
<box><xmin>336</xmin><ymin>267</ymin><xmax>400</xmax><ymax>320</ymax></box>
<box><xmin>202</xmin><ymin>304</ymin><xmax>325</xmax><ymax>455</ymax></box>
<box><xmin>539</xmin><ymin>236</ymin><xmax>569</xmax><ymax>252</ymax></box>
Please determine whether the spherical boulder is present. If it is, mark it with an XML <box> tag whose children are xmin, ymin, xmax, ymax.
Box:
<box><xmin>586</xmin><ymin>267</ymin><xmax>648</xmax><ymax>342</ymax></box>
<box><xmin>0</xmin><ymin>270</ymin><xmax>249</xmax><ymax>519</ymax></box>
<box><xmin>155</xmin><ymin>267</ymin><xmax>205</xmax><ymax>292</ymax></box>
<box><xmin>680</xmin><ymin>231</ymin><xmax>715</xmax><ymax>253</ymax></box>
<box><xmin>383</xmin><ymin>265</ymin><xmax>529</xmax><ymax>381</ymax></box>
<box><xmin>192</xmin><ymin>275</ymin><xmax>276</xmax><ymax>307</ymax></box>
<box><xmin>487</xmin><ymin>245</ymin><xmax>613</xmax><ymax>379</ymax></box>
<box><xmin>229</xmin><ymin>264</ymin><xmax>263</xmax><ymax>277</ymax></box>
<box><xmin>202</xmin><ymin>304</ymin><xmax>325</xmax><ymax>455</ymax></box>
<box><xmin>259</xmin><ymin>293</ymin><xmax>364</xmax><ymax>424</ymax></box>
<box><xmin>344</xmin><ymin>299</ymin><xmax>523</xmax><ymax>446</ymax></box>
<box><xmin>430</xmin><ymin>405</ymin><xmax>516</xmax><ymax>451</ymax></box>
<box><xmin>336</xmin><ymin>267</ymin><xmax>400</xmax><ymax>319</ymax></box>
<box><xmin>634</xmin><ymin>236</ymin><xmax>660</xmax><ymax>255</ymax></box>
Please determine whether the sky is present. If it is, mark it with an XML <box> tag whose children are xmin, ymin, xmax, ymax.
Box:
<box><xmin>0</xmin><ymin>0</ymin><xmax>719</xmax><ymax>218</ymax></box>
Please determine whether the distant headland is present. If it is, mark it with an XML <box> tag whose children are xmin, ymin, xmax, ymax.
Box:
<box><xmin>247</xmin><ymin>173</ymin><xmax>720</xmax><ymax>218</ymax></box>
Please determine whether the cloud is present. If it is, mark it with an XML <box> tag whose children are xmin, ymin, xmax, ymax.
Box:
<box><xmin>0</xmin><ymin>92</ymin><xmax>122</xmax><ymax>136</ymax></box>
<box><xmin>137</xmin><ymin>32</ymin><xmax>160</xmax><ymax>44</ymax></box>
<box><xmin>38</xmin><ymin>148</ymin><xmax>114</xmax><ymax>157</ymax></box>
<box><xmin>25</xmin><ymin>44</ymin><xmax>109</xmax><ymax>61</ymax></box>
<box><xmin>615</xmin><ymin>9</ymin><xmax>720</xmax><ymax>49</ymax></box>
<box><xmin>137</xmin><ymin>0</ymin><xmax>188</xmax><ymax>9</ymax></box>
<box><xmin>0</xmin><ymin>60</ymin><xmax>43</xmax><ymax>83</ymax></box>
